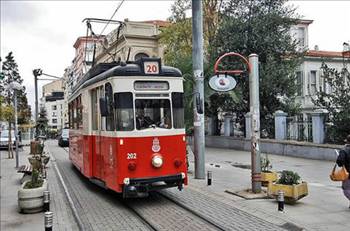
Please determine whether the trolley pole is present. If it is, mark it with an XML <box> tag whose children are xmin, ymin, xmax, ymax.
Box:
<box><xmin>249</xmin><ymin>54</ymin><xmax>262</xmax><ymax>193</ymax></box>
<box><xmin>192</xmin><ymin>0</ymin><xmax>205</xmax><ymax>179</ymax></box>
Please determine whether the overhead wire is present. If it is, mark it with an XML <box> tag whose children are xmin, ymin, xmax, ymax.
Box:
<box><xmin>99</xmin><ymin>0</ymin><xmax>125</xmax><ymax>36</ymax></box>
<box><xmin>83</xmin><ymin>0</ymin><xmax>127</xmax><ymax>64</ymax></box>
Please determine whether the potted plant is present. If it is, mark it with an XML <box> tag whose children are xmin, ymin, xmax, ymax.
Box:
<box><xmin>18</xmin><ymin>142</ymin><xmax>48</xmax><ymax>213</ymax></box>
<box><xmin>268</xmin><ymin>170</ymin><xmax>308</xmax><ymax>203</ymax></box>
<box><xmin>260</xmin><ymin>154</ymin><xmax>277</xmax><ymax>187</ymax></box>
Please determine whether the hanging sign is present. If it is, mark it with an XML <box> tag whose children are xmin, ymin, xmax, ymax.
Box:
<box><xmin>209</xmin><ymin>74</ymin><xmax>237</xmax><ymax>92</ymax></box>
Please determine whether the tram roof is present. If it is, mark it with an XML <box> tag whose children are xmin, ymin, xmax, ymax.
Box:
<box><xmin>71</xmin><ymin>58</ymin><xmax>182</xmax><ymax>96</ymax></box>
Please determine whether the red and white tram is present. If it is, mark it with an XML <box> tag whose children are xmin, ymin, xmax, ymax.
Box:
<box><xmin>68</xmin><ymin>58</ymin><xmax>187</xmax><ymax>197</ymax></box>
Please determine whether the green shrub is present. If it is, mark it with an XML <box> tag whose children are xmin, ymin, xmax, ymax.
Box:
<box><xmin>24</xmin><ymin>169</ymin><xmax>43</xmax><ymax>189</ymax></box>
<box><xmin>277</xmin><ymin>170</ymin><xmax>301</xmax><ymax>185</ymax></box>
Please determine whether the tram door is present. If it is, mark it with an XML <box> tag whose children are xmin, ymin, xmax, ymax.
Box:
<box><xmin>91</xmin><ymin>86</ymin><xmax>104</xmax><ymax>180</ymax></box>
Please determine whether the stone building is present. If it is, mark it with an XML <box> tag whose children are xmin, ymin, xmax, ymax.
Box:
<box><xmin>72</xmin><ymin>36</ymin><xmax>105</xmax><ymax>83</ymax></box>
<box><xmin>94</xmin><ymin>19</ymin><xmax>169</xmax><ymax>64</ymax></box>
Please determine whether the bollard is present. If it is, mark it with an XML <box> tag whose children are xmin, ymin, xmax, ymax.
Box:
<box><xmin>207</xmin><ymin>171</ymin><xmax>212</xmax><ymax>186</ymax></box>
<box><xmin>43</xmin><ymin>191</ymin><xmax>50</xmax><ymax>212</ymax></box>
<box><xmin>277</xmin><ymin>190</ymin><xmax>284</xmax><ymax>212</ymax></box>
<box><xmin>44</xmin><ymin>211</ymin><xmax>53</xmax><ymax>231</ymax></box>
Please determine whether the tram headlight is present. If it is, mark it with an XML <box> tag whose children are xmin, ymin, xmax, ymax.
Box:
<box><xmin>123</xmin><ymin>178</ymin><xmax>130</xmax><ymax>185</ymax></box>
<box><xmin>152</xmin><ymin>155</ymin><xmax>163</xmax><ymax>168</ymax></box>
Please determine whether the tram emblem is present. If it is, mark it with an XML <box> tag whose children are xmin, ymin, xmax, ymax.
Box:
<box><xmin>152</xmin><ymin>138</ymin><xmax>161</xmax><ymax>153</ymax></box>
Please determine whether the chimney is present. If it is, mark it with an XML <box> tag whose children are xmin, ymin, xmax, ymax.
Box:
<box><xmin>314</xmin><ymin>45</ymin><xmax>319</xmax><ymax>51</ymax></box>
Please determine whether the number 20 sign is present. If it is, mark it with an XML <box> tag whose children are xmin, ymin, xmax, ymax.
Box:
<box><xmin>144</xmin><ymin>61</ymin><xmax>159</xmax><ymax>74</ymax></box>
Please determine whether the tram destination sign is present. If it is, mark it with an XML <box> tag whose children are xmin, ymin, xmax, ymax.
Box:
<box><xmin>144</xmin><ymin>61</ymin><xmax>159</xmax><ymax>75</ymax></box>
<box><xmin>209</xmin><ymin>74</ymin><xmax>237</xmax><ymax>92</ymax></box>
<box><xmin>134</xmin><ymin>81</ymin><xmax>169</xmax><ymax>91</ymax></box>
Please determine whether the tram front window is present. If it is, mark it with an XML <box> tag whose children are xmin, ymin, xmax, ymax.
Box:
<box><xmin>135</xmin><ymin>99</ymin><xmax>172</xmax><ymax>130</ymax></box>
<box><xmin>114</xmin><ymin>92</ymin><xmax>134</xmax><ymax>131</ymax></box>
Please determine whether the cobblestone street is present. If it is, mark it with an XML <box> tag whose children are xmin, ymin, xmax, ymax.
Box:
<box><xmin>46</xmin><ymin>140</ymin><xmax>294</xmax><ymax>231</ymax></box>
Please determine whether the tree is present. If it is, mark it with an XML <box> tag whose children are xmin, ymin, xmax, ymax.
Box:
<box><xmin>36</xmin><ymin>107</ymin><xmax>48</xmax><ymax>137</ymax></box>
<box><xmin>0</xmin><ymin>52</ymin><xmax>31</xmax><ymax>125</ymax></box>
<box><xmin>160</xmin><ymin>0</ymin><xmax>224</xmax><ymax>133</ymax></box>
<box><xmin>1</xmin><ymin>105</ymin><xmax>14</xmax><ymax>158</ymax></box>
<box><xmin>212</xmin><ymin>0</ymin><xmax>302</xmax><ymax>137</ymax></box>
<box><xmin>312</xmin><ymin>63</ymin><xmax>350</xmax><ymax>144</ymax></box>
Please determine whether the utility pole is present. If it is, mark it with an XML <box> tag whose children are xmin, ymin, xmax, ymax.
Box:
<box><xmin>192</xmin><ymin>0</ymin><xmax>205</xmax><ymax>179</ymax></box>
<box><xmin>249</xmin><ymin>54</ymin><xmax>262</xmax><ymax>193</ymax></box>
<box><xmin>7</xmin><ymin>81</ymin><xmax>23</xmax><ymax>168</ymax></box>
<box><xmin>33</xmin><ymin>69</ymin><xmax>42</xmax><ymax>123</ymax></box>
<box><xmin>14</xmin><ymin>89</ymin><xmax>19</xmax><ymax>168</ymax></box>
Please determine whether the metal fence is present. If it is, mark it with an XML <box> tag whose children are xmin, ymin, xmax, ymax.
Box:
<box><xmin>286</xmin><ymin>115</ymin><xmax>313</xmax><ymax>142</ymax></box>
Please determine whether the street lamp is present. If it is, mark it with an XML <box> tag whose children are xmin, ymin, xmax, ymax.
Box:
<box><xmin>32</xmin><ymin>69</ymin><xmax>61</xmax><ymax>138</ymax></box>
<box><xmin>6</xmin><ymin>81</ymin><xmax>23</xmax><ymax>168</ymax></box>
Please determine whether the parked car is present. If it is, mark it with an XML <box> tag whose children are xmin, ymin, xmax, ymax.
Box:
<box><xmin>0</xmin><ymin>130</ymin><xmax>16</xmax><ymax>148</ymax></box>
<box><xmin>58</xmin><ymin>129</ymin><xmax>69</xmax><ymax>147</ymax></box>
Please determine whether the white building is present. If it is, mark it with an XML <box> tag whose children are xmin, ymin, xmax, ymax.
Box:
<box><xmin>286</xmin><ymin>20</ymin><xmax>350</xmax><ymax>141</ymax></box>
<box><xmin>295</xmin><ymin>49</ymin><xmax>349</xmax><ymax>116</ymax></box>
<box><xmin>290</xmin><ymin>19</ymin><xmax>313</xmax><ymax>51</ymax></box>
<box><xmin>40</xmin><ymin>80</ymin><xmax>65</xmax><ymax>131</ymax></box>
<box><xmin>291</xmin><ymin>19</ymin><xmax>349</xmax><ymax>116</ymax></box>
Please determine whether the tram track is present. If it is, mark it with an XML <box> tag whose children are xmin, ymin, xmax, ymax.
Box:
<box><xmin>59</xmin><ymin>145</ymin><xmax>224</xmax><ymax>230</ymax></box>
<box><xmin>123</xmin><ymin>192</ymin><xmax>224</xmax><ymax>231</ymax></box>
<box><xmin>157</xmin><ymin>192</ymin><xmax>227</xmax><ymax>231</ymax></box>
<box><xmin>52</xmin><ymin>143</ymin><xmax>155</xmax><ymax>230</ymax></box>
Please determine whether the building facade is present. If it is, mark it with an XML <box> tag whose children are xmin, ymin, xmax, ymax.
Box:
<box><xmin>286</xmin><ymin>20</ymin><xmax>350</xmax><ymax>141</ymax></box>
<box><xmin>72</xmin><ymin>36</ymin><xmax>105</xmax><ymax>83</ymax></box>
<box><xmin>95</xmin><ymin>19</ymin><xmax>168</xmax><ymax>64</ymax></box>
<box><xmin>41</xmin><ymin>80</ymin><xmax>65</xmax><ymax>131</ymax></box>
<box><xmin>295</xmin><ymin>50</ymin><xmax>349</xmax><ymax>115</ymax></box>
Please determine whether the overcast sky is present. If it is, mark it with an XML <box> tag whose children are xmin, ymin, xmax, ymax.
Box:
<box><xmin>1</xmin><ymin>0</ymin><xmax>349</xmax><ymax>116</ymax></box>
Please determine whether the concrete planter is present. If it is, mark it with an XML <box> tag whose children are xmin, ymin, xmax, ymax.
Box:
<box><xmin>18</xmin><ymin>179</ymin><xmax>48</xmax><ymax>213</ymax></box>
<box><xmin>261</xmin><ymin>171</ymin><xmax>278</xmax><ymax>187</ymax></box>
<box><xmin>268</xmin><ymin>181</ymin><xmax>308</xmax><ymax>203</ymax></box>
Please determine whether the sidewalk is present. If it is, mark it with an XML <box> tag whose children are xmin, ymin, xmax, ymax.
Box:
<box><xmin>186</xmin><ymin>147</ymin><xmax>350</xmax><ymax>231</ymax></box>
<box><xmin>0</xmin><ymin>145</ymin><xmax>78</xmax><ymax>231</ymax></box>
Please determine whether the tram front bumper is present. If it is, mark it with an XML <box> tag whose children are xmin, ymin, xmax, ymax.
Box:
<box><xmin>123</xmin><ymin>173</ymin><xmax>185</xmax><ymax>198</ymax></box>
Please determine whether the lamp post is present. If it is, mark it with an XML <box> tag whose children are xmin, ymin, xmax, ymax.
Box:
<box><xmin>32</xmin><ymin>69</ymin><xmax>61</xmax><ymax>138</ymax></box>
<box><xmin>7</xmin><ymin>81</ymin><xmax>23</xmax><ymax>168</ymax></box>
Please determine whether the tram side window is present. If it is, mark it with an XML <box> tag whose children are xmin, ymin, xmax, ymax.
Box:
<box><xmin>91</xmin><ymin>89</ymin><xmax>98</xmax><ymax>130</ymax></box>
<box><xmin>76</xmin><ymin>95</ymin><xmax>83</xmax><ymax>129</ymax></box>
<box><xmin>68</xmin><ymin>103</ymin><xmax>73</xmax><ymax>129</ymax></box>
<box><xmin>105</xmin><ymin>83</ymin><xmax>114</xmax><ymax>131</ymax></box>
<box><xmin>172</xmin><ymin>93</ymin><xmax>184</xmax><ymax>129</ymax></box>
<box><xmin>73</xmin><ymin>99</ymin><xmax>77</xmax><ymax>129</ymax></box>
<box><xmin>114</xmin><ymin>92</ymin><xmax>134</xmax><ymax>131</ymax></box>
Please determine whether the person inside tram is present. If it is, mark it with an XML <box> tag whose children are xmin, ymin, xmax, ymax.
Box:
<box><xmin>159</xmin><ymin>112</ymin><xmax>171</xmax><ymax>128</ymax></box>
<box><xmin>136</xmin><ymin>111</ymin><xmax>154</xmax><ymax>129</ymax></box>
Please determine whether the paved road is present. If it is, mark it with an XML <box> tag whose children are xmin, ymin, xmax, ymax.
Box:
<box><xmin>186</xmin><ymin>147</ymin><xmax>350</xmax><ymax>231</ymax></box>
<box><xmin>48</xmin><ymin>142</ymin><xmax>152</xmax><ymax>231</ymax></box>
<box><xmin>46</xmin><ymin>140</ymin><xmax>291</xmax><ymax>231</ymax></box>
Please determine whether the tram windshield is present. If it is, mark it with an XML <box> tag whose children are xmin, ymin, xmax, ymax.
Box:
<box><xmin>135</xmin><ymin>99</ymin><xmax>172</xmax><ymax>130</ymax></box>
